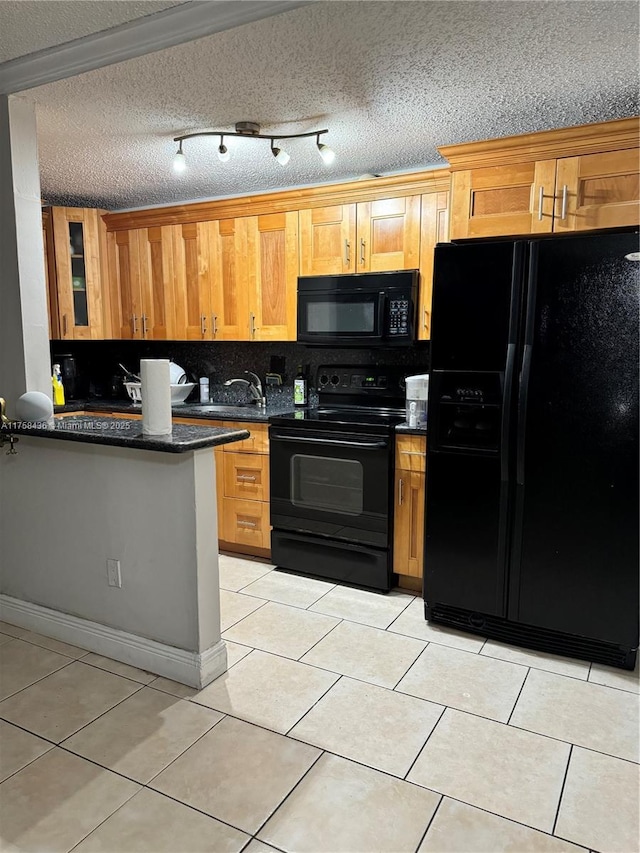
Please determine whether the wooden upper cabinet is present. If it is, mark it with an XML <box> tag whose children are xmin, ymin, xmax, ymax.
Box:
<box><xmin>171</xmin><ymin>222</ymin><xmax>212</xmax><ymax>340</ymax></box>
<box><xmin>554</xmin><ymin>148</ymin><xmax>640</xmax><ymax>232</ymax></box>
<box><xmin>356</xmin><ymin>195</ymin><xmax>421</xmax><ymax>271</ymax></box>
<box><xmin>207</xmin><ymin>218</ymin><xmax>249</xmax><ymax>340</ymax></box>
<box><xmin>247</xmin><ymin>212</ymin><xmax>299</xmax><ymax>341</ymax></box>
<box><xmin>449</xmin><ymin>161</ymin><xmax>556</xmax><ymax>239</ymax></box>
<box><xmin>110</xmin><ymin>227</ymin><xmax>173</xmax><ymax>340</ymax></box>
<box><xmin>46</xmin><ymin>207</ymin><xmax>106</xmax><ymax>339</ymax></box>
<box><xmin>442</xmin><ymin>118</ymin><xmax>639</xmax><ymax>240</ymax></box>
<box><xmin>299</xmin><ymin>197</ymin><xmax>421</xmax><ymax>276</ymax></box>
<box><xmin>299</xmin><ymin>204</ymin><xmax>356</xmax><ymax>275</ymax></box>
<box><xmin>137</xmin><ymin>226</ymin><xmax>173</xmax><ymax>340</ymax></box>
<box><xmin>418</xmin><ymin>190</ymin><xmax>449</xmax><ymax>340</ymax></box>
<box><xmin>109</xmin><ymin>229</ymin><xmax>142</xmax><ymax>339</ymax></box>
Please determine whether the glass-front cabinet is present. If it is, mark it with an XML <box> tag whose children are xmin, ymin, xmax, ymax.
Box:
<box><xmin>44</xmin><ymin>207</ymin><xmax>107</xmax><ymax>339</ymax></box>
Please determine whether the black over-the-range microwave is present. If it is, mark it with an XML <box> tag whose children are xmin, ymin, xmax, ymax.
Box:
<box><xmin>297</xmin><ymin>270</ymin><xmax>419</xmax><ymax>346</ymax></box>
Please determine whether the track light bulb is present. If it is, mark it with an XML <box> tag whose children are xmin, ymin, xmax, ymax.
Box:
<box><xmin>173</xmin><ymin>145</ymin><xmax>186</xmax><ymax>173</ymax></box>
<box><xmin>218</xmin><ymin>143</ymin><xmax>230</xmax><ymax>162</ymax></box>
<box><xmin>317</xmin><ymin>142</ymin><xmax>336</xmax><ymax>165</ymax></box>
<box><xmin>272</xmin><ymin>145</ymin><xmax>290</xmax><ymax>166</ymax></box>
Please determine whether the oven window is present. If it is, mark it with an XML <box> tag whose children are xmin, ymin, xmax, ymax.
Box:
<box><xmin>291</xmin><ymin>454</ymin><xmax>363</xmax><ymax>515</ymax></box>
<box><xmin>306</xmin><ymin>301</ymin><xmax>375</xmax><ymax>334</ymax></box>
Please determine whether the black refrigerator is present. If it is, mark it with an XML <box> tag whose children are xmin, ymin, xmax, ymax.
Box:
<box><xmin>423</xmin><ymin>228</ymin><xmax>639</xmax><ymax>669</ymax></box>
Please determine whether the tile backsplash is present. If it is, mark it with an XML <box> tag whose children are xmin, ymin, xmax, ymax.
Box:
<box><xmin>50</xmin><ymin>340</ymin><xmax>431</xmax><ymax>405</ymax></box>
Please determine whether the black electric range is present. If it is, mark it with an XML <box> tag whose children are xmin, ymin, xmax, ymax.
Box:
<box><xmin>269</xmin><ymin>366</ymin><xmax>408</xmax><ymax>590</ymax></box>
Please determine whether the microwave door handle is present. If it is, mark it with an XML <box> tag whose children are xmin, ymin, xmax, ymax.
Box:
<box><xmin>377</xmin><ymin>292</ymin><xmax>386</xmax><ymax>336</ymax></box>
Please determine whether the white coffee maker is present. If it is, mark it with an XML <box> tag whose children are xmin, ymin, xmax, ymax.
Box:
<box><xmin>405</xmin><ymin>374</ymin><xmax>429</xmax><ymax>427</ymax></box>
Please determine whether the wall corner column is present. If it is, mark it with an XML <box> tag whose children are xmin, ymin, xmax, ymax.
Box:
<box><xmin>0</xmin><ymin>94</ymin><xmax>50</xmax><ymax>412</ymax></box>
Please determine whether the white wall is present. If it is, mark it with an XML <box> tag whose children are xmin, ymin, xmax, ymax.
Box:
<box><xmin>0</xmin><ymin>438</ymin><xmax>220</xmax><ymax>653</ymax></box>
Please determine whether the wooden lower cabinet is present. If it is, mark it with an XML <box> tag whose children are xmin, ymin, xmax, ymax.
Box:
<box><xmin>173</xmin><ymin>416</ymin><xmax>271</xmax><ymax>558</ymax></box>
<box><xmin>219</xmin><ymin>421</ymin><xmax>270</xmax><ymax>557</ymax></box>
<box><xmin>393</xmin><ymin>435</ymin><xmax>426</xmax><ymax>580</ymax></box>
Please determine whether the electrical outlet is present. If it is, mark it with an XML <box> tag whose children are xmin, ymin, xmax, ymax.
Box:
<box><xmin>107</xmin><ymin>559</ymin><xmax>122</xmax><ymax>588</ymax></box>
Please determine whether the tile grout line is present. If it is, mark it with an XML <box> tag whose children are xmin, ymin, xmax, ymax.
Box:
<box><xmin>551</xmin><ymin>743</ymin><xmax>573</xmax><ymax>837</ymax></box>
<box><xmin>402</xmin><ymin>705</ymin><xmax>447</xmax><ymax>782</ymax></box>
<box><xmin>413</xmin><ymin>793</ymin><xmax>444</xmax><ymax>853</ymax></box>
<box><xmin>294</xmin><ymin>617</ymin><xmax>345</xmax><ymax>662</ymax></box>
<box><xmin>390</xmin><ymin>640</ymin><xmax>430</xmax><ymax>691</ymax></box>
<box><xmin>65</xmin><ymin>775</ymin><xmax>143</xmax><ymax>853</ymax></box>
<box><xmin>506</xmin><ymin>666</ymin><xmax>531</xmax><ymax>725</ymax></box>
<box><xmin>284</xmin><ymin>674</ymin><xmax>345</xmax><ymax>736</ymax></box>
<box><xmin>0</xmin><ymin>654</ymin><xmax>78</xmax><ymax>703</ymax></box>
<box><xmin>249</xmin><ymin>749</ymin><xmax>326</xmax><ymax>843</ymax></box>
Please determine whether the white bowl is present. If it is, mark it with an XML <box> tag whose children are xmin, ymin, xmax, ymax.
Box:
<box><xmin>169</xmin><ymin>363</ymin><xmax>187</xmax><ymax>384</ymax></box>
<box><xmin>170</xmin><ymin>382</ymin><xmax>196</xmax><ymax>404</ymax></box>
<box><xmin>124</xmin><ymin>382</ymin><xmax>196</xmax><ymax>404</ymax></box>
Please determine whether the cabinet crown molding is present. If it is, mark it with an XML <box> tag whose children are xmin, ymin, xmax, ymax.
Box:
<box><xmin>103</xmin><ymin>168</ymin><xmax>451</xmax><ymax>232</ymax></box>
<box><xmin>439</xmin><ymin>117</ymin><xmax>640</xmax><ymax>171</ymax></box>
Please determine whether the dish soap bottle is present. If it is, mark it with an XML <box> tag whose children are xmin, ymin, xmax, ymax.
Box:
<box><xmin>52</xmin><ymin>363</ymin><xmax>65</xmax><ymax>406</ymax></box>
<box><xmin>294</xmin><ymin>364</ymin><xmax>307</xmax><ymax>406</ymax></box>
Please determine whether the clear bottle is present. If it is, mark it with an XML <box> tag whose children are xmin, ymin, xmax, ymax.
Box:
<box><xmin>294</xmin><ymin>364</ymin><xmax>307</xmax><ymax>406</ymax></box>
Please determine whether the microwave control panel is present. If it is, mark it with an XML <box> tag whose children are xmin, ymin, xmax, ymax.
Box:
<box><xmin>388</xmin><ymin>298</ymin><xmax>410</xmax><ymax>336</ymax></box>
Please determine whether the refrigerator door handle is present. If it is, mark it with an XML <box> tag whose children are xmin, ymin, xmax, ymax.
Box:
<box><xmin>516</xmin><ymin>344</ymin><xmax>533</xmax><ymax>485</ymax></box>
<box><xmin>500</xmin><ymin>343</ymin><xmax>516</xmax><ymax>483</ymax></box>
<box><xmin>516</xmin><ymin>245</ymin><xmax>540</xmax><ymax>486</ymax></box>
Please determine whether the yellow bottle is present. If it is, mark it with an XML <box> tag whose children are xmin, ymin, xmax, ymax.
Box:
<box><xmin>52</xmin><ymin>363</ymin><xmax>65</xmax><ymax>406</ymax></box>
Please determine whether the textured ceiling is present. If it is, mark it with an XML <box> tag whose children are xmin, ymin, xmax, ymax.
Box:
<box><xmin>0</xmin><ymin>1</ymin><xmax>182</xmax><ymax>63</ymax></box>
<box><xmin>22</xmin><ymin>0</ymin><xmax>640</xmax><ymax>211</ymax></box>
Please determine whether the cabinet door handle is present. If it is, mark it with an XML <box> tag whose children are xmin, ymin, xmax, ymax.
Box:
<box><xmin>537</xmin><ymin>186</ymin><xmax>544</xmax><ymax>221</ymax></box>
<box><xmin>560</xmin><ymin>185</ymin><xmax>568</xmax><ymax>221</ymax></box>
<box><xmin>142</xmin><ymin>314</ymin><xmax>148</xmax><ymax>338</ymax></box>
<box><xmin>62</xmin><ymin>314</ymin><xmax>68</xmax><ymax>336</ymax></box>
<box><xmin>211</xmin><ymin>315</ymin><xmax>217</xmax><ymax>337</ymax></box>
<box><xmin>201</xmin><ymin>314</ymin><xmax>207</xmax><ymax>336</ymax></box>
<box><xmin>423</xmin><ymin>307</ymin><xmax>428</xmax><ymax>330</ymax></box>
<box><xmin>344</xmin><ymin>239</ymin><xmax>351</xmax><ymax>266</ymax></box>
<box><xmin>360</xmin><ymin>238</ymin><xmax>366</xmax><ymax>265</ymax></box>
<box><xmin>132</xmin><ymin>314</ymin><xmax>138</xmax><ymax>335</ymax></box>
<box><xmin>237</xmin><ymin>520</ymin><xmax>257</xmax><ymax>528</ymax></box>
<box><xmin>398</xmin><ymin>478</ymin><xmax>404</xmax><ymax>506</ymax></box>
<box><xmin>237</xmin><ymin>474</ymin><xmax>257</xmax><ymax>482</ymax></box>
<box><xmin>249</xmin><ymin>312</ymin><xmax>256</xmax><ymax>339</ymax></box>
<box><xmin>400</xmin><ymin>451</ymin><xmax>424</xmax><ymax>456</ymax></box>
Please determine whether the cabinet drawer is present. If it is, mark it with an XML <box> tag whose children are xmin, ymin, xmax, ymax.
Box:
<box><xmin>223</xmin><ymin>452</ymin><xmax>269</xmax><ymax>501</ymax></box>
<box><xmin>222</xmin><ymin>498</ymin><xmax>270</xmax><ymax>549</ymax></box>
<box><xmin>395</xmin><ymin>435</ymin><xmax>427</xmax><ymax>472</ymax></box>
<box><xmin>222</xmin><ymin>421</ymin><xmax>269</xmax><ymax>453</ymax></box>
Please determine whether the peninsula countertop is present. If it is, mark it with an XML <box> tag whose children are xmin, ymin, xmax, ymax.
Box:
<box><xmin>1</xmin><ymin>416</ymin><xmax>250</xmax><ymax>454</ymax></box>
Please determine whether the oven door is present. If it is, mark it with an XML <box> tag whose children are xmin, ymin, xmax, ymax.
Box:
<box><xmin>269</xmin><ymin>427</ymin><xmax>391</xmax><ymax>547</ymax></box>
<box><xmin>297</xmin><ymin>290</ymin><xmax>385</xmax><ymax>345</ymax></box>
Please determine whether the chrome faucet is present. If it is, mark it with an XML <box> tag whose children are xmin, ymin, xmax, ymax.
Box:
<box><xmin>224</xmin><ymin>371</ymin><xmax>266</xmax><ymax>407</ymax></box>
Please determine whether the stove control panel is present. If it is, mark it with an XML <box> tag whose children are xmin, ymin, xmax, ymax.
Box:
<box><xmin>317</xmin><ymin>366</ymin><xmax>404</xmax><ymax>396</ymax></box>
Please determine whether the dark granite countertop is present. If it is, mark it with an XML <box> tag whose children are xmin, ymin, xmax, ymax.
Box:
<box><xmin>55</xmin><ymin>398</ymin><xmax>300</xmax><ymax>423</ymax></box>
<box><xmin>1</xmin><ymin>417</ymin><xmax>250</xmax><ymax>454</ymax></box>
<box><xmin>395</xmin><ymin>422</ymin><xmax>427</xmax><ymax>436</ymax></box>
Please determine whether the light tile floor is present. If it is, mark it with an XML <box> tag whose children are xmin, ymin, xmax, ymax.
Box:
<box><xmin>0</xmin><ymin>552</ymin><xmax>638</xmax><ymax>853</ymax></box>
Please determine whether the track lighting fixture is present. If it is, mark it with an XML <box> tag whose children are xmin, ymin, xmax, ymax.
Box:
<box><xmin>316</xmin><ymin>133</ymin><xmax>336</xmax><ymax>165</ymax></box>
<box><xmin>271</xmin><ymin>141</ymin><xmax>290</xmax><ymax>166</ymax></box>
<box><xmin>171</xmin><ymin>122</ymin><xmax>334</xmax><ymax>173</ymax></box>
<box><xmin>217</xmin><ymin>138</ymin><xmax>230</xmax><ymax>162</ymax></box>
<box><xmin>172</xmin><ymin>141</ymin><xmax>186</xmax><ymax>173</ymax></box>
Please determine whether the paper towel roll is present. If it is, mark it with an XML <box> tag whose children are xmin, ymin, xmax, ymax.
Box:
<box><xmin>141</xmin><ymin>359</ymin><xmax>172</xmax><ymax>436</ymax></box>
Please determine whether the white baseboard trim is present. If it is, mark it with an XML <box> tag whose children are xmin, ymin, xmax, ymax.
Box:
<box><xmin>0</xmin><ymin>595</ymin><xmax>227</xmax><ymax>689</ymax></box>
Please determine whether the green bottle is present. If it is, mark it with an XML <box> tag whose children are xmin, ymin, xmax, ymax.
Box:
<box><xmin>294</xmin><ymin>365</ymin><xmax>307</xmax><ymax>406</ymax></box>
